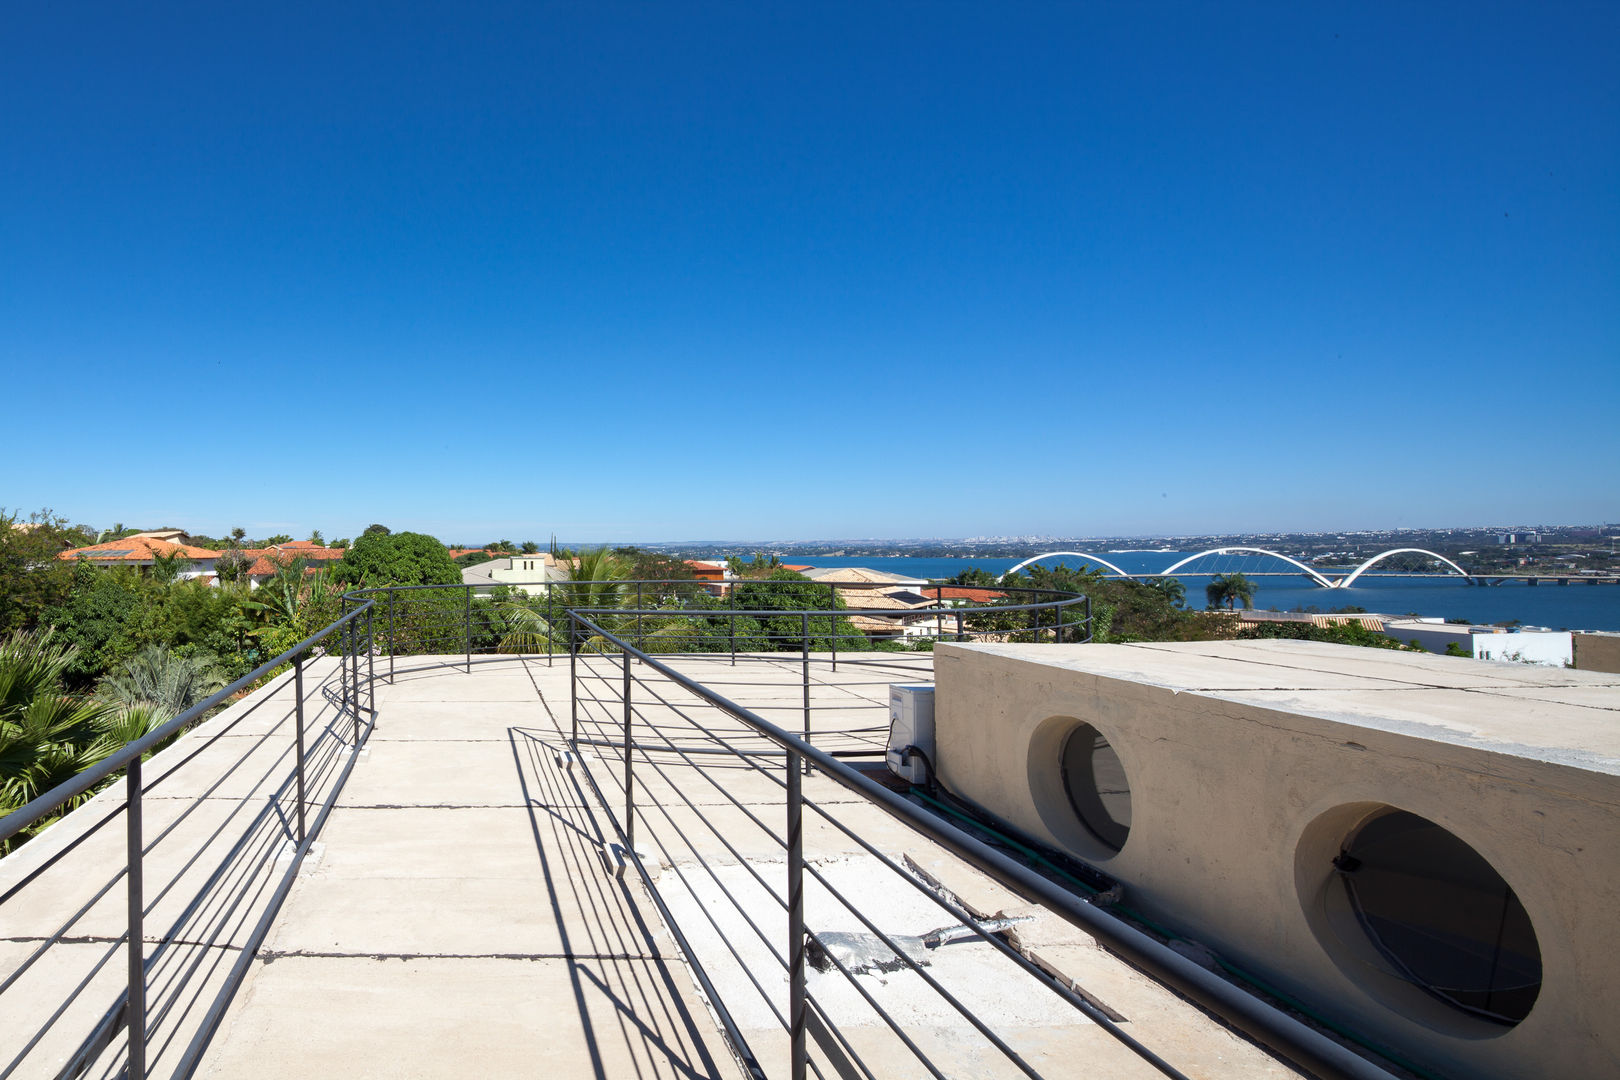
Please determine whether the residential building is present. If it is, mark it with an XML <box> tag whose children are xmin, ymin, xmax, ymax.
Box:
<box><xmin>1381</xmin><ymin>618</ymin><xmax>1573</xmax><ymax>666</ymax></box>
<box><xmin>56</xmin><ymin>536</ymin><xmax>223</xmax><ymax>582</ymax></box>
<box><xmin>461</xmin><ymin>553</ymin><xmax>566</xmax><ymax>596</ymax></box>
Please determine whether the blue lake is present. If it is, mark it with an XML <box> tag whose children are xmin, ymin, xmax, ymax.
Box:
<box><xmin>792</xmin><ymin>553</ymin><xmax>1620</xmax><ymax>632</ymax></box>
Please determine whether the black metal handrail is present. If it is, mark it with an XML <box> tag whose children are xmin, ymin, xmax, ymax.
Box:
<box><xmin>564</xmin><ymin>609</ymin><xmax>1401</xmax><ymax>1080</ymax></box>
<box><xmin>0</xmin><ymin>600</ymin><xmax>379</xmax><ymax>1080</ymax></box>
<box><xmin>343</xmin><ymin>578</ymin><xmax>1094</xmax><ymax>679</ymax></box>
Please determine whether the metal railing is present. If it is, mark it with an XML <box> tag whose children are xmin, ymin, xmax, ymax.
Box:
<box><xmin>563</xmin><ymin>610</ymin><xmax>1402</xmax><ymax>1080</ymax></box>
<box><xmin>347</xmin><ymin>577</ymin><xmax>1093</xmax><ymax>669</ymax></box>
<box><xmin>0</xmin><ymin>602</ymin><xmax>378</xmax><ymax>1080</ymax></box>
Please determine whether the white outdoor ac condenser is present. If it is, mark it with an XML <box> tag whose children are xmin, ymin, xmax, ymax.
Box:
<box><xmin>885</xmin><ymin>684</ymin><xmax>936</xmax><ymax>786</ymax></box>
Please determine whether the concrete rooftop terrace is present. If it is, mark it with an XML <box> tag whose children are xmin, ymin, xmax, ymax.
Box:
<box><xmin>3</xmin><ymin>650</ymin><xmax>1319</xmax><ymax>1080</ymax></box>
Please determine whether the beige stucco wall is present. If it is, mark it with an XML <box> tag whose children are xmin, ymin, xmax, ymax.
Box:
<box><xmin>932</xmin><ymin>640</ymin><xmax>1620</xmax><ymax>1080</ymax></box>
<box><xmin>1575</xmin><ymin>632</ymin><xmax>1620</xmax><ymax>674</ymax></box>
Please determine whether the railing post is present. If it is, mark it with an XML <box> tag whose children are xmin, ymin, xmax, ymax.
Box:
<box><xmin>294</xmin><ymin>655</ymin><xmax>307</xmax><ymax>844</ymax></box>
<box><xmin>349</xmin><ymin>617</ymin><xmax>361</xmax><ymax>749</ymax></box>
<box><xmin>546</xmin><ymin>583</ymin><xmax>554</xmax><ymax>668</ymax></box>
<box><xmin>464</xmin><ymin>587</ymin><xmax>472</xmax><ymax>673</ymax></box>
<box><xmin>623</xmin><ymin>644</ymin><xmax>634</xmax><ymax>852</ymax></box>
<box><xmin>801</xmin><ymin>611</ymin><xmax>812</xmax><ymax>769</ymax></box>
<box><xmin>388</xmin><ymin>588</ymin><xmax>396</xmax><ymax>683</ymax></box>
<box><xmin>366</xmin><ymin>605</ymin><xmax>376</xmax><ymax>720</ymax></box>
<box><xmin>636</xmin><ymin>581</ymin><xmax>644</xmax><ymax>653</ymax></box>
<box><xmin>125</xmin><ymin>754</ymin><xmax>146</xmax><ymax>1080</ymax></box>
<box><xmin>956</xmin><ymin>610</ymin><xmax>964</xmax><ymax>642</ymax></box>
<box><xmin>729</xmin><ymin>586</ymin><xmax>736</xmax><ymax>666</ymax></box>
<box><xmin>569</xmin><ymin>613</ymin><xmax>579</xmax><ymax>744</ymax></box>
<box><xmin>786</xmin><ymin>748</ymin><xmax>806</xmax><ymax>1080</ymax></box>
<box><xmin>828</xmin><ymin>584</ymin><xmax>838</xmax><ymax>672</ymax></box>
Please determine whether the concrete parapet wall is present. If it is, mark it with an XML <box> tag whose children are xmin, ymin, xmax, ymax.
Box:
<box><xmin>932</xmin><ymin>640</ymin><xmax>1620</xmax><ymax>1080</ymax></box>
<box><xmin>1574</xmin><ymin>631</ymin><xmax>1620</xmax><ymax>673</ymax></box>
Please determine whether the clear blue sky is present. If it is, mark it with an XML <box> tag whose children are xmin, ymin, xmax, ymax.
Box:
<box><xmin>3</xmin><ymin>4</ymin><xmax>1615</xmax><ymax>543</ymax></box>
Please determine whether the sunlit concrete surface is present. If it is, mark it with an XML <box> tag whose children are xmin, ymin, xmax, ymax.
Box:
<box><xmin>0</xmin><ymin>658</ymin><xmax>352</xmax><ymax>1080</ymax></box>
<box><xmin>6</xmin><ymin>651</ymin><xmax>1313</xmax><ymax>1079</ymax></box>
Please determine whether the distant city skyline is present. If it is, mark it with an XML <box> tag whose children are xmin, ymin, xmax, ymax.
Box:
<box><xmin>4</xmin><ymin>5</ymin><xmax>1615</xmax><ymax>539</ymax></box>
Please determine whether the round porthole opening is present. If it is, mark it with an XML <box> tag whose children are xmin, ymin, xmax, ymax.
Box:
<box><xmin>1335</xmin><ymin>809</ymin><xmax>1541</xmax><ymax>1026</ymax></box>
<box><xmin>1060</xmin><ymin>723</ymin><xmax>1131</xmax><ymax>852</ymax></box>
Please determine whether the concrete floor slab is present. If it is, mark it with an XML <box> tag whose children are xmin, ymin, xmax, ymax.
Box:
<box><xmin>363</xmin><ymin>698</ymin><xmax>555</xmax><ymax>742</ymax></box>
<box><xmin>375</xmin><ymin>673</ymin><xmax>543</xmax><ymax>703</ymax></box>
<box><xmin>0</xmin><ymin>789</ymin><xmax>295</xmax><ymax>950</ymax></box>
<box><xmin>198</xmin><ymin>954</ymin><xmax>735</xmax><ymax>1080</ymax></box>
<box><xmin>1</xmin><ymin>938</ymin><xmax>246</xmax><ymax>1080</ymax></box>
<box><xmin>334</xmin><ymin>735</ymin><xmax>546</xmax><ymax>808</ymax></box>
<box><xmin>263</xmin><ymin>804</ymin><xmax>669</xmax><ymax>960</ymax></box>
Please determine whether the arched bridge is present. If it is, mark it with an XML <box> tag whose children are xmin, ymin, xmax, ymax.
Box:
<box><xmin>1157</xmin><ymin>547</ymin><xmax>1337</xmax><ymax>588</ymax></box>
<box><xmin>999</xmin><ymin>551</ymin><xmax>1137</xmax><ymax>581</ymax></box>
<box><xmin>1336</xmin><ymin>548</ymin><xmax>1471</xmax><ymax>588</ymax></box>
<box><xmin>999</xmin><ymin>547</ymin><xmax>1473</xmax><ymax>589</ymax></box>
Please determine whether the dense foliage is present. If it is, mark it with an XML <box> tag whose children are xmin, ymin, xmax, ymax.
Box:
<box><xmin>337</xmin><ymin>531</ymin><xmax>462</xmax><ymax>588</ymax></box>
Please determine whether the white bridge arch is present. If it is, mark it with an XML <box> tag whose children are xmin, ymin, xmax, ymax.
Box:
<box><xmin>1155</xmin><ymin>547</ymin><xmax>1337</xmax><ymax>588</ymax></box>
<box><xmin>998</xmin><ymin>551</ymin><xmax>1136</xmax><ymax>582</ymax></box>
<box><xmin>996</xmin><ymin>546</ymin><xmax>1475</xmax><ymax>590</ymax></box>
<box><xmin>1337</xmin><ymin>548</ymin><xmax>1471</xmax><ymax>588</ymax></box>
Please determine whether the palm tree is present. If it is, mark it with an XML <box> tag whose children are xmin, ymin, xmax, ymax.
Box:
<box><xmin>150</xmin><ymin>549</ymin><xmax>192</xmax><ymax>584</ymax></box>
<box><xmin>1205</xmin><ymin>573</ymin><xmax>1257</xmax><ymax>611</ymax></box>
<box><xmin>1144</xmin><ymin>576</ymin><xmax>1187</xmax><ymax>608</ymax></box>
<box><xmin>0</xmin><ymin>630</ymin><xmax>166</xmax><ymax>850</ymax></box>
<box><xmin>728</xmin><ymin>553</ymin><xmax>784</xmax><ymax>578</ymax></box>
<box><xmin>496</xmin><ymin>546</ymin><xmax>631</xmax><ymax>654</ymax></box>
<box><xmin>99</xmin><ymin>645</ymin><xmax>227</xmax><ymax>723</ymax></box>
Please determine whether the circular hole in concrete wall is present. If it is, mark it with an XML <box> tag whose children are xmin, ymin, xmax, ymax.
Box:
<box><xmin>1060</xmin><ymin>723</ymin><xmax>1131</xmax><ymax>852</ymax></box>
<box><xmin>1330</xmin><ymin>808</ymin><xmax>1541</xmax><ymax>1027</ymax></box>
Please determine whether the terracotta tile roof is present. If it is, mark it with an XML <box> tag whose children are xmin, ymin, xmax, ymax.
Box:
<box><xmin>936</xmin><ymin>587</ymin><xmax>1007</xmax><ymax>602</ymax></box>
<box><xmin>240</xmin><ymin>543</ymin><xmax>344</xmax><ymax>577</ymax></box>
<box><xmin>59</xmin><ymin>537</ymin><xmax>222</xmax><ymax>562</ymax></box>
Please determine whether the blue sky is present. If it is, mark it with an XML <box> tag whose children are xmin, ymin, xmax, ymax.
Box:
<box><xmin>3</xmin><ymin>4</ymin><xmax>1615</xmax><ymax>543</ymax></box>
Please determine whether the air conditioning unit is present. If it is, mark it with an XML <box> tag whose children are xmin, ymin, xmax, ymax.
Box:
<box><xmin>885</xmin><ymin>684</ymin><xmax>935</xmax><ymax>785</ymax></box>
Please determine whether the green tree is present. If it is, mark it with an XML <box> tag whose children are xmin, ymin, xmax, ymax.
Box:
<box><xmin>229</xmin><ymin>526</ymin><xmax>248</xmax><ymax>545</ymax></box>
<box><xmin>264</xmin><ymin>534</ymin><xmax>293</xmax><ymax>546</ymax></box>
<box><xmin>949</xmin><ymin>566</ymin><xmax>1000</xmax><ymax>588</ymax></box>
<box><xmin>308</xmin><ymin>529</ymin><xmax>325</xmax><ymax>546</ymax></box>
<box><xmin>519</xmin><ymin>540</ymin><xmax>540</xmax><ymax>554</ymax></box>
<box><xmin>614</xmin><ymin>547</ymin><xmax>699</xmax><ymax>583</ymax></box>
<box><xmin>362</xmin><ymin>524</ymin><xmax>391</xmax><ymax>537</ymax></box>
<box><xmin>217</xmin><ymin>550</ymin><xmax>254</xmax><ymax>582</ymax></box>
<box><xmin>1205</xmin><ymin>573</ymin><xmax>1257</xmax><ymax>611</ymax></box>
<box><xmin>40</xmin><ymin>565</ymin><xmax>145</xmax><ymax>687</ymax></box>
<box><xmin>0</xmin><ymin>509</ymin><xmax>81</xmax><ymax>636</ymax></box>
<box><xmin>728</xmin><ymin>553</ymin><xmax>784</xmax><ymax>578</ymax></box>
<box><xmin>336</xmin><ymin>531</ymin><xmax>462</xmax><ymax>588</ymax></box>
<box><xmin>699</xmin><ymin>570</ymin><xmax>867</xmax><ymax>654</ymax></box>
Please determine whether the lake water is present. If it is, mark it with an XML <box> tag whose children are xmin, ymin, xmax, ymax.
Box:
<box><xmin>794</xmin><ymin>553</ymin><xmax>1620</xmax><ymax>632</ymax></box>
